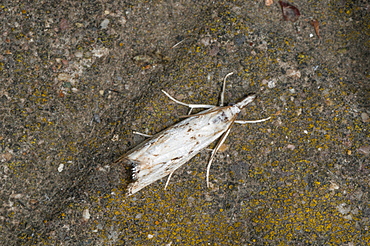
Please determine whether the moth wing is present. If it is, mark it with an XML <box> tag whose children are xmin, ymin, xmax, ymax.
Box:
<box><xmin>126</xmin><ymin>107</ymin><xmax>238</xmax><ymax>195</ymax></box>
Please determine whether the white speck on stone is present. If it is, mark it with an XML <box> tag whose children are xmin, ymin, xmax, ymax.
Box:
<box><xmin>358</xmin><ymin>145</ymin><xmax>370</xmax><ymax>155</ymax></box>
<box><xmin>119</xmin><ymin>16</ymin><xmax>127</xmax><ymax>26</ymax></box>
<box><xmin>297</xmin><ymin>108</ymin><xmax>302</xmax><ymax>116</ymax></box>
<box><xmin>310</xmin><ymin>33</ymin><xmax>314</xmax><ymax>38</ymax></box>
<box><xmin>92</xmin><ymin>47</ymin><xmax>109</xmax><ymax>58</ymax></box>
<box><xmin>267</xmin><ymin>79</ymin><xmax>276</xmax><ymax>88</ymax></box>
<box><xmin>58</xmin><ymin>164</ymin><xmax>64</xmax><ymax>172</ymax></box>
<box><xmin>100</xmin><ymin>19</ymin><xmax>110</xmax><ymax>29</ymax></box>
<box><xmin>82</xmin><ymin>208</ymin><xmax>91</xmax><ymax>221</ymax></box>
<box><xmin>147</xmin><ymin>234</ymin><xmax>154</xmax><ymax>239</ymax></box>
<box><xmin>303</xmin><ymin>130</ymin><xmax>308</xmax><ymax>134</ymax></box>
<box><xmin>361</xmin><ymin>112</ymin><xmax>369</xmax><ymax>123</ymax></box>
<box><xmin>10</xmin><ymin>193</ymin><xmax>23</xmax><ymax>199</ymax></box>
<box><xmin>286</xmin><ymin>69</ymin><xmax>301</xmax><ymax>78</ymax></box>
<box><xmin>75</xmin><ymin>51</ymin><xmax>83</xmax><ymax>58</ymax></box>
<box><xmin>265</xmin><ymin>0</ymin><xmax>273</xmax><ymax>6</ymax></box>
<box><xmin>58</xmin><ymin>73</ymin><xmax>71</xmax><ymax>81</ymax></box>
<box><xmin>329</xmin><ymin>181</ymin><xmax>339</xmax><ymax>191</ymax></box>
<box><xmin>287</xmin><ymin>144</ymin><xmax>295</xmax><ymax>150</ymax></box>
<box><xmin>343</xmin><ymin>214</ymin><xmax>352</xmax><ymax>220</ymax></box>
<box><xmin>336</xmin><ymin>203</ymin><xmax>351</xmax><ymax>215</ymax></box>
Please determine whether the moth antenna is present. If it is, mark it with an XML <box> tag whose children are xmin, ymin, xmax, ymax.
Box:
<box><xmin>133</xmin><ymin>131</ymin><xmax>152</xmax><ymax>138</ymax></box>
<box><xmin>221</xmin><ymin>72</ymin><xmax>234</xmax><ymax>106</ymax></box>
<box><xmin>162</xmin><ymin>90</ymin><xmax>215</xmax><ymax>109</ymax></box>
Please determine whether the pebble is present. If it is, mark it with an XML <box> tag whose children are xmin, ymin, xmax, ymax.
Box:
<box><xmin>58</xmin><ymin>163</ymin><xmax>64</xmax><ymax>172</ymax></box>
<box><xmin>58</xmin><ymin>73</ymin><xmax>71</xmax><ymax>81</ymax></box>
<box><xmin>265</xmin><ymin>0</ymin><xmax>274</xmax><ymax>6</ymax></box>
<box><xmin>10</xmin><ymin>193</ymin><xmax>23</xmax><ymax>199</ymax></box>
<box><xmin>336</xmin><ymin>203</ymin><xmax>351</xmax><ymax>215</ymax></box>
<box><xmin>361</xmin><ymin>112</ymin><xmax>369</xmax><ymax>123</ymax></box>
<box><xmin>100</xmin><ymin>19</ymin><xmax>110</xmax><ymax>29</ymax></box>
<box><xmin>268</xmin><ymin>79</ymin><xmax>277</xmax><ymax>88</ymax></box>
<box><xmin>357</xmin><ymin>145</ymin><xmax>370</xmax><ymax>155</ymax></box>
<box><xmin>82</xmin><ymin>208</ymin><xmax>90</xmax><ymax>221</ymax></box>
<box><xmin>287</xmin><ymin>144</ymin><xmax>295</xmax><ymax>150</ymax></box>
<box><xmin>0</xmin><ymin>151</ymin><xmax>13</xmax><ymax>162</ymax></box>
<box><xmin>75</xmin><ymin>51</ymin><xmax>83</xmax><ymax>58</ymax></box>
<box><xmin>286</xmin><ymin>69</ymin><xmax>301</xmax><ymax>78</ymax></box>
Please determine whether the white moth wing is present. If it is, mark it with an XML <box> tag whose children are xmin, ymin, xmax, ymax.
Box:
<box><xmin>125</xmin><ymin>105</ymin><xmax>241</xmax><ymax>195</ymax></box>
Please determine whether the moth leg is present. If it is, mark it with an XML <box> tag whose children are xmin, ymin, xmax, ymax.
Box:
<box><xmin>161</xmin><ymin>90</ymin><xmax>215</xmax><ymax>109</ymax></box>
<box><xmin>164</xmin><ymin>171</ymin><xmax>174</xmax><ymax>190</ymax></box>
<box><xmin>206</xmin><ymin>128</ymin><xmax>232</xmax><ymax>188</ymax></box>
<box><xmin>235</xmin><ymin>117</ymin><xmax>271</xmax><ymax>124</ymax></box>
<box><xmin>133</xmin><ymin>131</ymin><xmax>152</xmax><ymax>138</ymax></box>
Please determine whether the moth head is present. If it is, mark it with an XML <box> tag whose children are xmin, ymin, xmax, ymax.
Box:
<box><xmin>235</xmin><ymin>94</ymin><xmax>256</xmax><ymax>109</ymax></box>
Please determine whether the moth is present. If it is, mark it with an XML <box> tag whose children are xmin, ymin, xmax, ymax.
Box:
<box><xmin>117</xmin><ymin>73</ymin><xmax>270</xmax><ymax>196</ymax></box>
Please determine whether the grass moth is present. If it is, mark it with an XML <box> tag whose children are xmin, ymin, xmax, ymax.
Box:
<box><xmin>117</xmin><ymin>73</ymin><xmax>270</xmax><ymax>196</ymax></box>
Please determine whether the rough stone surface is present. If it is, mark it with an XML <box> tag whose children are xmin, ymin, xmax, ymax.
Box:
<box><xmin>0</xmin><ymin>1</ymin><xmax>369</xmax><ymax>245</ymax></box>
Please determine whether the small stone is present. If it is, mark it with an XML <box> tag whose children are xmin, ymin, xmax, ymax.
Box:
<box><xmin>265</xmin><ymin>0</ymin><xmax>274</xmax><ymax>6</ymax></box>
<box><xmin>286</xmin><ymin>69</ymin><xmax>301</xmax><ymax>78</ymax></box>
<box><xmin>287</xmin><ymin>144</ymin><xmax>295</xmax><ymax>150</ymax></box>
<box><xmin>0</xmin><ymin>151</ymin><xmax>13</xmax><ymax>162</ymax></box>
<box><xmin>343</xmin><ymin>214</ymin><xmax>352</xmax><ymax>220</ymax></box>
<box><xmin>92</xmin><ymin>47</ymin><xmax>109</xmax><ymax>58</ymax></box>
<box><xmin>209</xmin><ymin>45</ymin><xmax>219</xmax><ymax>56</ymax></box>
<box><xmin>111</xmin><ymin>134</ymin><xmax>119</xmax><ymax>141</ymax></box>
<box><xmin>200</xmin><ymin>37</ymin><xmax>211</xmax><ymax>46</ymax></box>
<box><xmin>268</xmin><ymin>79</ymin><xmax>277</xmax><ymax>88</ymax></box>
<box><xmin>59</xmin><ymin>18</ymin><xmax>69</xmax><ymax>31</ymax></box>
<box><xmin>75</xmin><ymin>51</ymin><xmax>83</xmax><ymax>58</ymax></box>
<box><xmin>329</xmin><ymin>181</ymin><xmax>339</xmax><ymax>191</ymax></box>
<box><xmin>10</xmin><ymin>193</ymin><xmax>23</xmax><ymax>199</ymax></box>
<box><xmin>82</xmin><ymin>208</ymin><xmax>90</xmax><ymax>221</ymax></box>
<box><xmin>119</xmin><ymin>17</ymin><xmax>127</xmax><ymax>26</ymax></box>
<box><xmin>100</xmin><ymin>19</ymin><xmax>110</xmax><ymax>29</ymax></box>
<box><xmin>29</xmin><ymin>199</ymin><xmax>39</xmax><ymax>206</ymax></box>
<box><xmin>58</xmin><ymin>164</ymin><xmax>64</xmax><ymax>172</ymax></box>
<box><xmin>62</xmin><ymin>82</ymin><xmax>71</xmax><ymax>88</ymax></box>
<box><xmin>361</xmin><ymin>112</ymin><xmax>369</xmax><ymax>123</ymax></box>
<box><xmin>58</xmin><ymin>73</ymin><xmax>71</xmax><ymax>81</ymax></box>
<box><xmin>234</xmin><ymin>34</ymin><xmax>246</xmax><ymax>46</ymax></box>
<box><xmin>357</xmin><ymin>145</ymin><xmax>370</xmax><ymax>155</ymax></box>
<box><xmin>61</xmin><ymin>59</ymin><xmax>69</xmax><ymax>66</ymax></box>
<box><xmin>336</xmin><ymin>203</ymin><xmax>351</xmax><ymax>215</ymax></box>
